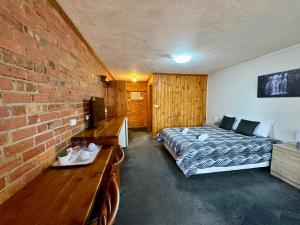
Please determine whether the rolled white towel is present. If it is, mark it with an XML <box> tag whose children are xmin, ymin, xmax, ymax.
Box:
<box><xmin>182</xmin><ymin>128</ymin><xmax>190</xmax><ymax>135</ymax></box>
<box><xmin>198</xmin><ymin>133</ymin><xmax>209</xmax><ymax>141</ymax></box>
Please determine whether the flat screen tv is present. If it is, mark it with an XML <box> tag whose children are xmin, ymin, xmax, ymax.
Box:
<box><xmin>90</xmin><ymin>97</ymin><xmax>105</xmax><ymax>128</ymax></box>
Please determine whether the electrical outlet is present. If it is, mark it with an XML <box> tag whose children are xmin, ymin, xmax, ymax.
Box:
<box><xmin>70</xmin><ymin>119</ymin><xmax>77</xmax><ymax>126</ymax></box>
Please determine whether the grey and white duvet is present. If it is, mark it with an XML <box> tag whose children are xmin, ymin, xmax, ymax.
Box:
<box><xmin>157</xmin><ymin>126</ymin><xmax>282</xmax><ymax>177</ymax></box>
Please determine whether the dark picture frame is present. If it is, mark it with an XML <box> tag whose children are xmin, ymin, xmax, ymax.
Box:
<box><xmin>257</xmin><ymin>68</ymin><xmax>300</xmax><ymax>98</ymax></box>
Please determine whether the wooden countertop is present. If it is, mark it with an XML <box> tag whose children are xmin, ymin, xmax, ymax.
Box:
<box><xmin>72</xmin><ymin>117</ymin><xmax>126</xmax><ymax>140</ymax></box>
<box><xmin>0</xmin><ymin>146</ymin><xmax>115</xmax><ymax>225</ymax></box>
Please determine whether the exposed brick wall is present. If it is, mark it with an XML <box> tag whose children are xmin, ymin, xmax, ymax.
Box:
<box><xmin>126</xmin><ymin>82</ymin><xmax>148</xmax><ymax>128</ymax></box>
<box><xmin>0</xmin><ymin>0</ymin><xmax>113</xmax><ymax>204</ymax></box>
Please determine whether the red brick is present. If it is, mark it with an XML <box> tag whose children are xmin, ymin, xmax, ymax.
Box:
<box><xmin>0</xmin><ymin>156</ymin><xmax>22</xmax><ymax>176</ymax></box>
<box><xmin>12</xmin><ymin>126</ymin><xmax>37</xmax><ymax>141</ymax></box>
<box><xmin>46</xmin><ymin>136</ymin><xmax>60</xmax><ymax>149</ymax></box>
<box><xmin>23</xmin><ymin>144</ymin><xmax>45</xmax><ymax>162</ymax></box>
<box><xmin>0</xmin><ymin>36</ymin><xmax>24</xmax><ymax>56</ymax></box>
<box><xmin>54</xmin><ymin>126</ymin><xmax>65</xmax><ymax>136</ymax></box>
<box><xmin>0</xmin><ymin>117</ymin><xmax>26</xmax><ymax>131</ymax></box>
<box><xmin>37</xmin><ymin>148</ymin><xmax>55</xmax><ymax>164</ymax></box>
<box><xmin>55</xmin><ymin>140</ymin><xmax>67</xmax><ymax>152</ymax></box>
<box><xmin>50</xmin><ymin>95</ymin><xmax>64</xmax><ymax>103</ymax></box>
<box><xmin>34</xmin><ymin>131</ymin><xmax>53</xmax><ymax>144</ymax></box>
<box><xmin>39</xmin><ymin>112</ymin><xmax>56</xmax><ymax>122</ymax></box>
<box><xmin>27</xmin><ymin>115</ymin><xmax>39</xmax><ymax>125</ymax></box>
<box><xmin>16</xmin><ymin>80</ymin><xmax>25</xmax><ymax>91</ymax></box>
<box><xmin>3</xmin><ymin>138</ymin><xmax>34</xmax><ymax>158</ymax></box>
<box><xmin>26</xmin><ymin>83</ymin><xmax>37</xmax><ymax>92</ymax></box>
<box><xmin>0</xmin><ymin>7</ymin><xmax>24</xmax><ymax>32</ymax></box>
<box><xmin>8</xmin><ymin>160</ymin><xmax>36</xmax><ymax>182</ymax></box>
<box><xmin>2</xmin><ymin>48</ymin><xmax>34</xmax><ymax>71</ymax></box>
<box><xmin>0</xmin><ymin>106</ymin><xmax>9</xmax><ymax>118</ymax></box>
<box><xmin>62</xmin><ymin>130</ymin><xmax>72</xmax><ymax>140</ymax></box>
<box><xmin>2</xmin><ymin>92</ymin><xmax>31</xmax><ymax>104</ymax></box>
<box><xmin>32</xmin><ymin>94</ymin><xmax>50</xmax><ymax>103</ymax></box>
<box><xmin>0</xmin><ymin>77</ymin><xmax>13</xmax><ymax>90</ymax></box>
<box><xmin>0</xmin><ymin>133</ymin><xmax>8</xmax><ymax>146</ymax></box>
<box><xmin>47</xmin><ymin>119</ymin><xmax>62</xmax><ymax>129</ymax></box>
<box><xmin>27</xmin><ymin>72</ymin><xmax>48</xmax><ymax>83</ymax></box>
<box><xmin>24</xmin><ymin>164</ymin><xmax>45</xmax><ymax>184</ymax></box>
<box><xmin>0</xmin><ymin>63</ymin><xmax>27</xmax><ymax>80</ymax></box>
<box><xmin>11</xmin><ymin>105</ymin><xmax>26</xmax><ymax>116</ymax></box>
<box><xmin>38</xmin><ymin>86</ymin><xmax>57</xmax><ymax>95</ymax></box>
<box><xmin>37</xmin><ymin>123</ymin><xmax>47</xmax><ymax>133</ymax></box>
<box><xmin>47</xmin><ymin>104</ymin><xmax>62</xmax><ymax>112</ymax></box>
<box><xmin>0</xmin><ymin>177</ymin><xmax>5</xmax><ymax>190</ymax></box>
<box><xmin>0</xmin><ymin>0</ymin><xmax>113</xmax><ymax>203</ymax></box>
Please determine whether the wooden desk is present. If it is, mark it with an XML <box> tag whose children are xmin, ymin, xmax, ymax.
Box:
<box><xmin>72</xmin><ymin>117</ymin><xmax>128</xmax><ymax>147</ymax></box>
<box><xmin>0</xmin><ymin>146</ymin><xmax>115</xmax><ymax>225</ymax></box>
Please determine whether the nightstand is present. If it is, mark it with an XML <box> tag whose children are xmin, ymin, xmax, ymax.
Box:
<box><xmin>271</xmin><ymin>143</ymin><xmax>300</xmax><ymax>189</ymax></box>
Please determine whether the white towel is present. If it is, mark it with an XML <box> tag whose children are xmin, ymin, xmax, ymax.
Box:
<box><xmin>198</xmin><ymin>133</ymin><xmax>209</xmax><ymax>141</ymax></box>
<box><xmin>182</xmin><ymin>128</ymin><xmax>190</xmax><ymax>135</ymax></box>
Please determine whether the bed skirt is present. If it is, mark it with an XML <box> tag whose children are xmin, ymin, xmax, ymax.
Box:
<box><xmin>163</xmin><ymin>143</ymin><xmax>270</xmax><ymax>175</ymax></box>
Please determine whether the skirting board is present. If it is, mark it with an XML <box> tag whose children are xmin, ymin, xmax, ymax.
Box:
<box><xmin>163</xmin><ymin>143</ymin><xmax>270</xmax><ymax>174</ymax></box>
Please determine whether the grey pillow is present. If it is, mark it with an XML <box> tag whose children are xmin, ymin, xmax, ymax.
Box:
<box><xmin>235</xmin><ymin>119</ymin><xmax>260</xmax><ymax>136</ymax></box>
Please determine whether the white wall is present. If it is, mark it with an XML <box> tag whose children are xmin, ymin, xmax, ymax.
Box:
<box><xmin>207</xmin><ymin>44</ymin><xmax>300</xmax><ymax>142</ymax></box>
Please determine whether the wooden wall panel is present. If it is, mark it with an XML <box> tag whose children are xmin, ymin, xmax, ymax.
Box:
<box><xmin>147</xmin><ymin>76</ymin><xmax>153</xmax><ymax>132</ymax></box>
<box><xmin>152</xmin><ymin>74</ymin><xmax>207</xmax><ymax>136</ymax></box>
<box><xmin>110</xmin><ymin>81</ymin><xmax>127</xmax><ymax>117</ymax></box>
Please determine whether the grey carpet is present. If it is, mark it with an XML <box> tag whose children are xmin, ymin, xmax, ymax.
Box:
<box><xmin>116</xmin><ymin>129</ymin><xmax>300</xmax><ymax>225</ymax></box>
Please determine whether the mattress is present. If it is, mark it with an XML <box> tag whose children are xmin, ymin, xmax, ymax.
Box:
<box><xmin>157</xmin><ymin>126</ymin><xmax>282</xmax><ymax>177</ymax></box>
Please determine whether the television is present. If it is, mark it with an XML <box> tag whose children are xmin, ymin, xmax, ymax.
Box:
<box><xmin>89</xmin><ymin>97</ymin><xmax>105</xmax><ymax>128</ymax></box>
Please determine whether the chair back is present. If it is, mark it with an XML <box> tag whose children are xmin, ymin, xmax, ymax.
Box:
<box><xmin>111</xmin><ymin>146</ymin><xmax>125</xmax><ymax>187</ymax></box>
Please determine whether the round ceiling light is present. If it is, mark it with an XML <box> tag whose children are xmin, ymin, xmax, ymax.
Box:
<box><xmin>173</xmin><ymin>54</ymin><xmax>192</xmax><ymax>64</ymax></box>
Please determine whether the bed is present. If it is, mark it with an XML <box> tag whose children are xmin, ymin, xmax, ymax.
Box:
<box><xmin>157</xmin><ymin>125</ymin><xmax>282</xmax><ymax>177</ymax></box>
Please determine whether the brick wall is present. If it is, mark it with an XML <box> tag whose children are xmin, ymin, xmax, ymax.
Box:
<box><xmin>0</xmin><ymin>0</ymin><xmax>113</xmax><ymax>204</ymax></box>
<box><xmin>126</xmin><ymin>82</ymin><xmax>148</xmax><ymax>128</ymax></box>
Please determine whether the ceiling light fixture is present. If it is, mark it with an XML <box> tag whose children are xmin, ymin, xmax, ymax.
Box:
<box><xmin>173</xmin><ymin>54</ymin><xmax>192</xmax><ymax>64</ymax></box>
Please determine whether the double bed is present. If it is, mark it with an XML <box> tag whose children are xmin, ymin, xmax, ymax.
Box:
<box><xmin>157</xmin><ymin>125</ymin><xmax>282</xmax><ymax>177</ymax></box>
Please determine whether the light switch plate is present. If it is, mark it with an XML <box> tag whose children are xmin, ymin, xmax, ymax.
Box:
<box><xmin>70</xmin><ymin>119</ymin><xmax>77</xmax><ymax>126</ymax></box>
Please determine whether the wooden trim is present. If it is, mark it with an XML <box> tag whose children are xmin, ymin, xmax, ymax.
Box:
<box><xmin>48</xmin><ymin>0</ymin><xmax>115</xmax><ymax>80</ymax></box>
<box><xmin>152</xmin><ymin>72</ymin><xmax>208</xmax><ymax>77</ymax></box>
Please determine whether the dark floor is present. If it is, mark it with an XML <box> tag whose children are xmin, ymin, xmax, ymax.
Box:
<box><xmin>116</xmin><ymin>129</ymin><xmax>300</xmax><ymax>225</ymax></box>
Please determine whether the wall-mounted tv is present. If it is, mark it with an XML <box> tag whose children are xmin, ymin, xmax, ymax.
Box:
<box><xmin>90</xmin><ymin>97</ymin><xmax>105</xmax><ymax>128</ymax></box>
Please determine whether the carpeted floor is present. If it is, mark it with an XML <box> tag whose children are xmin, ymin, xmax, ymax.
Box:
<box><xmin>116</xmin><ymin>129</ymin><xmax>300</xmax><ymax>225</ymax></box>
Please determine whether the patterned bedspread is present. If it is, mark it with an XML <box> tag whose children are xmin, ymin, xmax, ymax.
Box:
<box><xmin>157</xmin><ymin>126</ymin><xmax>282</xmax><ymax>177</ymax></box>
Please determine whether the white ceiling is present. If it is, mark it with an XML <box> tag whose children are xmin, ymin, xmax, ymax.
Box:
<box><xmin>57</xmin><ymin>0</ymin><xmax>300</xmax><ymax>81</ymax></box>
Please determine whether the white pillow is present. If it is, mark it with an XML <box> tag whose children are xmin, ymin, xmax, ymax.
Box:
<box><xmin>253</xmin><ymin>121</ymin><xmax>274</xmax><ymax>137</ymax></box>
<box><xmin>232</xmin><ymin>118</ymin><xmax>241</xmax><ymax>130</ymax></box>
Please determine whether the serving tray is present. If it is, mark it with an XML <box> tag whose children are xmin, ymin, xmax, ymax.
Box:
<box><xmin>51</xmin><ymin>145</ymin><xmax>102</xmax><ymax>167</ymax></box>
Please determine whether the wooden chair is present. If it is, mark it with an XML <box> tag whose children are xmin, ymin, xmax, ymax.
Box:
<box><xmin>87</xmin><ymin>146</ymin><xmax>124</xmax><ymax>225</ymax></box>
<box><xmin>87</xmin><ymin>174</ymin><xmax>120</xmax><ymax>225</ymax></box>
<box><xmin>111</xmin><ymin>146</ymin><xmax>125</xmax><ymax>188</ymax></box>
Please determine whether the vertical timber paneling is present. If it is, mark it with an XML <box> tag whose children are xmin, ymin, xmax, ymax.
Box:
<box><xmin>152</xmin><ymin>74</ymin><xmax>207</xmax><ymax>136</ymax></box>
<box><xmin>111</xmin><ymin>81</ymin><xmax>127</xmax><ymax>117</ymax></box>
<box><xmin>147</xmin><ymin>76</ymin><xmax>153</xmax><ymax>132</ymax></box>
